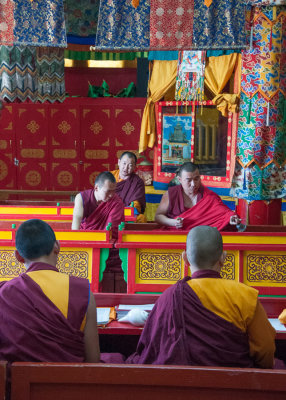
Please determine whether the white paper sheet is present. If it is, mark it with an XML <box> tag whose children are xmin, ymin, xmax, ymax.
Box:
<box><xmin>97</xmin><ymin>307</ymin><xmax>111</xmax><ymax>325</ymax></box>
<box><xmin>117</xmin><ymin>304</ymin><xmax>155</xmax><ymax>311</ymax></box>
<box><xmin>268</xmin><ymin>318</ymin><xmax>286</xmax><ymax>332</ymax></box>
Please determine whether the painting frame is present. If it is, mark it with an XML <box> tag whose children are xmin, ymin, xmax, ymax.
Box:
<box><xmin>154</xmin><ymin>100</ymin><xmax>237</xmax><ymax>188</ymax></box>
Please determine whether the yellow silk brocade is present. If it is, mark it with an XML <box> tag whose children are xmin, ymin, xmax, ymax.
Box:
<box><xmin>139</xmin><ymin>60</ymin><xmax>177</xmax><ymax>153</ymax></box>
<box><xmin>204</xmin><ymin>53</ymin><xmax>241</xmax><ymax>116</ymax></box>
<box><xmin>187</xmin><ymin>278</ymin><xmax>258</xmax><ymax>332</ymax></box>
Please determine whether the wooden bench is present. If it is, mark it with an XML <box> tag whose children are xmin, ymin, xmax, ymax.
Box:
<box><xmin>0</xmin><ymin>362</ymin><xmax>6</xmax><ymax>400</ymax></box>
<box><xmin>10</xmin><ymin>363</ymin><xmax>286</xmax><ymax>400</ymax></box>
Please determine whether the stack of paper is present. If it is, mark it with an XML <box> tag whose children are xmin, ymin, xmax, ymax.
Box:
<box><xmin>97</xmin><ymin>307</ymin><xmax>111</xmax><ymax>325</ymax></box>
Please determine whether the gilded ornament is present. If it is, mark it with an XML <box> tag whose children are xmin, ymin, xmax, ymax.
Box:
<box><xmin>134</xmin><ymin>109</ymin><xmax>142</xmax><ymax>118</ymax></box>
<box><xmin>90</xmin><ymin>121</ymin><xmax>103</xmax><ymax>134</ymax></box>
<box><xmin>122</xmin><ymin>122</ymin><xmax>135</xmax><ymax>135</ymax></box>
<box><xmin>247</xmin><ymin>254</ymin><xmax>286</xmax><ymax>283</ymax></box>
<box><xmin>57</xmin><ymin>171</ymin><xmax>73</xmax><ymax>187</ymax></box>
<box><xmin>57</xmin><ymin>251</ymin><xmax>89</xmax><ymax>278</ymax></box>
<box><xmin>27</xmin><ymin>120</ymin><xmax>40</xmax><ymax>134</ymax></box>
<box><xmin>0</xmin><ymin>160</ymin><xmax>8</xmax><ymax>180</ymax></box>
<box><xmin>25</xmin><ymin>170</ymin><xmax>41</xmax><ymax>186</ymax></box>
<box><xmin>21</xmin><ymin>149</ymin><xmax>45</xmax><ymax>159</ymax></box>
<box><xmin>116</xmin><ymin>139</ymin><xmax>123</xmax><ymax>147</ymax></box>
<box><xmin>220</xmin><ymin>254</ymin><xmax>235</xmax><ymax>280</ymax></box>
<box><xmin>53</xmin><ymin>149</ymin><xmax>76</xmax><ymax>159</ymax></box>
<box><xmin>0</xmin><ymin>251</ymin><xmax>25</xmax><ymax>278</ymax></box>
<box><xmin>0</xmin><ymin>140</ymin><xmax>7</xmax><ymax>150</ymax></box>
<box><xmin>58</xmin><ymin>121</ymin><xmax>71</xmax><ymax>134</ymax></box>
<box><xmin>102</xmin><ymin>109</ymin><xmax>110</xmax><ymax>118</ymax></box>
<box><xmin>138</xmin><ymin>252</ymin><xmax>182</xmax><ymax>280</ymax></box>
<box><xmin>85</xmin><ymin>150</ymin><xmax>108</xmax><ymax>159</ymax></box>
<box><xmin>115</xmin><ymin>109</ymin><xmax>123</xmax><ymax>117</ymax></box>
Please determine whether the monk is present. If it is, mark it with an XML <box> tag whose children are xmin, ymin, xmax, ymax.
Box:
<box><xmin>0</xmin><ymin>219</ymin><xmax>100</xmax><ymax>363</ymax></box>
<box><xmin>126</xmin><ymin>226</ymin><xmax>275</xmax><ymax>367</ymax></box>
<box><xmin>155</xmin><ymin>162</ymin><xmax>240</xmax><ymax>231</ymax></box>
<box><xmin>72</xmin><ymin>171</ymin><xmax>124</xmax><ymax>236</ymax></box>
<box><xmin>111</xmin><ymin>151</ymin><xmax>146</xmax><ymax>223</ymax></box>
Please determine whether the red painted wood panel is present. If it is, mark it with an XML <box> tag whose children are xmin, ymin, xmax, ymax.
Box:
<box><xmin>50</xmin><ymin>105</ymin><xmax>80</xmax><ymax>191</ymax></box>
<box><xmin>15</xmin><ymin>104</ymin><xmax>50</xmax><ymax>190</ymax></box>
<box><xmin>0</xmin><ymin>105</ymin><xmax>17</xmax><ymax>189</ymax></box>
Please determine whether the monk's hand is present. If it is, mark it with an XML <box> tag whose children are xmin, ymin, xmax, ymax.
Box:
<box><xmin>175</xmin><ymin>217</ymin><xmax>184</xmax><ymax>229</ymax></box>
<box><xmin>229</xmin><ymin>215</ymin><xmax>241</xmax><ymax>225</ymax></box>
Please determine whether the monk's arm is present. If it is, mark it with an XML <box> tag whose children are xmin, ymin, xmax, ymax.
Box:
<box><xmin>247</xmin><ymin>300</ymin><xmax>276</xmax><ymax>368</ymax></box>
<box><xmin>72</xmin><ymin>193</ymin><xmax>84</xmax><ymax>230</ymax></box>
<box><xmin>84</xmin><ymin>291</ymin><xmax>100</xmax><ymax>363</ymax></box>
<box><xmin>155</xmin><ymin>192</ymin><xmax>178</xmax><ymax>227</ymax></box>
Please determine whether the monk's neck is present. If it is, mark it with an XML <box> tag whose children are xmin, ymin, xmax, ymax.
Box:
<box><xmin>119</xmin><ymin>173</ymin><xmax>131</xmax><ymax>181</ymax></box>
<box><xmin>182</xmin><ymin>191</ymin><xmax>198</xmax><ymax>209</ymax></box>
<box><xmin>93</xmin><ymin>191</ymin><xmax>102</xmax><ymax>204</ymax></box>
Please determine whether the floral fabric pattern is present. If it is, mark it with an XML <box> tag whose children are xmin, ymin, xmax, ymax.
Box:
<box><xmin>150</xmin><ymin>0</ymin><xmax>194</xmax><ymax>50</ymax></box>
<box><xmin>95</xmin><ymin>0</ymin><xmax>150</xmax><ymax>50</ymax></box>
<box><xmin>192</xmin><ymin>0</ymin><xmax>247</xmax><ymax>49</ymax></box>
<box><xmin>64</xmin><ymin>0</ymin><xmax>99</xmax><ymax>37</ymax></box>
<box><xmin>233</xmin><ymin>5</ymin><xmax>286</xmax><ymax>200</ymax></box>
<box><xmin>149</xmin><ymin>0</ymin><xmax>246</xmax><ymax>50</ymax></box>
<box><xmin>231</xmin><ymin>162</ymin><xmax>286</xmax><ymax>200</ymax></box>
<box><xmin>0</xmin><ymin>0</ymin><xmax>66</xmax><ymax>47</ymax></box>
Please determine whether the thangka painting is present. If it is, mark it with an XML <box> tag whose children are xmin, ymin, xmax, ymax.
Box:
<box><xmin>161</xmin><ymin>114</ymin><xmax>193</xmax><ymax>173</ymax></box>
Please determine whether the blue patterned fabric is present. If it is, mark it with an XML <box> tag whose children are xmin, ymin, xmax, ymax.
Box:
<box><xmin>230</xmin><ymin>162</ymin><xmax>286</xmax><ymax>200</ymax></box>
<box><xmin>95</xmin><ymin>0</ymin><xmax>150</xmax><ymax>50</ymax></box>
<box><xmin>64</xmin><ymin>0</ymin><xmax>99</xmax><ymax>37</ymax></box>
<box><xmin>11</xmin><ymin>0</ymin><xmax>66</xmax><ymax>47</ymax></box>
<box><xmin>192</xmin><ymin>0</ymin><xmax>247</xmax><ymax>49</ymax></box>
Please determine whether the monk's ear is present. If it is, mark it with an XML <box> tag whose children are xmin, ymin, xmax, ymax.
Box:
<box><xmin>15</xmin><ymin>250</ymin><xmax>25</xmax><ymax>264</ymax></box>
<box><xmin>54</xmin><ymin>240</ymin><xmax>60</xmax><ymax>255</ymax></box>
<box><xmin>182</xmin><ymin>250</ymin><xmax>190</xmax><ymax>267</ymax></box>
<box><xmin>219</xmin><ymin>251</ymin><xmax>227</xmax><ymax>267</ymax></box>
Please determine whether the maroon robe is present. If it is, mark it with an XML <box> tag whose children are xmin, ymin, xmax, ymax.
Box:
<box><xmin>166</xmin><ymin>185</ymin><xmax>235</xmax><ymax>232</ymax></box>
<box><xmin>0</xmin><ymin>262</ymin><xmax>89</xmax><ymax>363</ymax></box>
<box><xmin>115</xmin><ymin>173</ymin><xmax>146</xmax><ymax>213</ymax></box>
<box><xmin>126</xmin><ymin>274</ymin><xmax>254</xmax><ymax>367</ymax></box>
<box><xmin>80</xmin><ymin>189</ymin><xmax>124</xmax><ymax>237</ymax></box>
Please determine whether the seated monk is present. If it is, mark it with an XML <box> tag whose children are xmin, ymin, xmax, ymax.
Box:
<box><xmin>72</xmin><ymin>171</ymin><xmax>124</xmax><ymax>237</ymax></box>
<box><xmin>111</xmin><ymin>151</ymin><xmax>146</xmax><ymax>223</ymax></box>
<box><xmin>126</xmin><ymin>226</ymin><xmax>275</xmax><ymax>367</ymax></box>
<box><xmin>0</xmin><ymin>219</ymin><xmax>100</xmax><ymax>363</ymax></box>
<box><xmin>155</xmin><ymin>162</ymin><xmax>240</xmax><ymax>231</ymax></box>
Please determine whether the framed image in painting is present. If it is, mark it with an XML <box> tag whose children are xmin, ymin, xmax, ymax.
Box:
<box><xmin>154</xmin><ymin>101</ymin><xmax>237</xmax><ymax>188</ymax></box>
<box><xmin>161</xmin><ymin>113</ymin><xmax>194</xmax><ymax>173</ymax></box>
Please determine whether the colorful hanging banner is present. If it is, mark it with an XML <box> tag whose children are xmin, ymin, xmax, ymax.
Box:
<box><xmin>231</xmin><ymin>5</ymin><xmax>286</xmax><ymax>200</ymax></box>
<box><xmin>175</xmin><ymin>51</ymin><xmax>206</xmax><ymax>101</ymax></box>
<box><xmin>150</xmin><ymin>0</ymin><xmax>194</xmax><ymax>50</ymax></box>
<box><xmin>0</xmin><ymin>0</ymin><xmax>66</xmax><ymax>47</ymax></box>
<box><xmin>65</xmin><ymin>0</ymin><xmax>99</xmax><ymax>37</ymax></box>
<box><xmin>150</xmin><ymin>0</ymin><xmax>247</xmax><ymax>50</ymax></box>
<box><xmin>0</xmin><ymin>45</ymin><xmax>65</xmax><ymax>103</ymax></box>
<box><xmin>95</xmin><ymin>0</ymin><xmax>150</xmax><ymax>50</ymax></box>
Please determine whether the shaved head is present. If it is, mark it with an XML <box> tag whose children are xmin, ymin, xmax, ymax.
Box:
<box><xmin>186</xmin><ymin>226</ymin><xmax>223</xmax><ymax>269</ymax></box>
